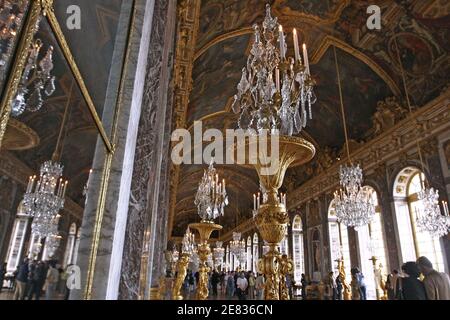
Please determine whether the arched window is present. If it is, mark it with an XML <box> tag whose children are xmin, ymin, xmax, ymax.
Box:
<box><xmin>247</xmin><ymin>236</ymin><xmax>252</xmax><ymax>271</ymax></box>
<box><xmin>292</xmin><ymin>215</ymin><xmax>304</xmax><ymax>283</ymax></box>
<box><xmin>225</xmin><ymin>245</ymin><xmax>229</xmax><ymax>272</ymax></box>
<box><xmin>280</xmin><ymin>228</ymin><xmax>289</xmax><ymax>255</ymax></box>
<box><xmin>328</xmin><ymin>200</ymin><xmax>351</xmax><ymax>283</ymax></box>
<box><xmin>252</xmin><ymin>233</ymin><xmax>259</xmax><ymax>273</ymax></box>
<box><xmin>72</xmin><ymin>228</ymin><xmax>81</xmax><ymax>265</ymax></box>
<box><xmin>63</xmin><ymin>223</ymin><xmax>77</xmax><ymax>267</ymax></box>
<box><xmin>356</xmin><ymin>187</ymin><xmax>388</xmax><ymax>300</ymax></box>
<box><xmin>6</xmin><ymin>201</ymin><xmax>29</xmax><ymax>274</ymax></box>
<box><xmin>394</xmin><ymin>168</ymin><xmax>446</xmax><ymax>272</ymax></box>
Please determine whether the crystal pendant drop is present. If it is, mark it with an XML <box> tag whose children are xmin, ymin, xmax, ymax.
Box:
<box><xmin>333</xmin><ymin>164</ymin><xmax>375</xmax><ymax>229</ymax></box>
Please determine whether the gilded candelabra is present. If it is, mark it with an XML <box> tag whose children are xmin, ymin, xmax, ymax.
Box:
<box><xmin>247</xmin><ymin>135</ymin><xmax>315</xmax><ymax>300</ymax></box>
<box><xmin>189</xmin><ymin>222</ymin><xmax>223</xmax><ymax>300</ymax></box>
<box><xmin>369</xmin><ymin>256</ymin><xmax>381</xmax><ymax>300</ymax></box>
<box><xmin>231</xmin><ymin>4</ymin><xmax>316</xmax><ymax>301</ymax></box>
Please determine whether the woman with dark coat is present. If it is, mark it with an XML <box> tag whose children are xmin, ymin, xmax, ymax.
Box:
<box><xmin>396</xmin><ymin>262</ymin><xmax>427</xmax><ymax>300</ymax></box>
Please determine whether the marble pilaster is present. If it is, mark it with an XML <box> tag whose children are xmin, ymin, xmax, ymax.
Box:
<box><xmin>118</xmin><ymin>0</ymin><xmax>177</xmax><ymax>300</ymax></box>
<box><xmin>70</xmin><ymin>0</ymin><xmax>155</xmax><ymax>300</ymax></box>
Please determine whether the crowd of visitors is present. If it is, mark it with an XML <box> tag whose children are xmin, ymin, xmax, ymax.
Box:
<box><xmin>0</xmin><ymin>257</ymin><xmax>72</xmax><ymax>300</ymax></box>
<box><xmin>314</xmin><ymin>256</ymin><xmax>450</xmax><ymax>300</ymax></box>
<box><xmin>180</xmin><ymin>270</ymin><xmax>268</xmax><ymax>300</ymax></box>
<box><xmin>384</xmin><ymin>256</ymin><xmax>450</xmax><ymax>300</ymax></box>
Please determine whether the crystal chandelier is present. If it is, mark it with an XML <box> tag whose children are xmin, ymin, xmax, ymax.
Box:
<box><xmin>237</xmin><ymin>247</ymin><xmax>249</xmax><ymax>267</ymax></box>
<box><xmin>232</xmin><ymin>4</ymin><xmax>316</xmax><ymax>136</ymax></box>
<box><xmin>333</xmin><ymin>165</ymin><xmax>375</xmax><ymax>229</ymax></box>
<box><xmin>44</xmin><ymin>213</ymin><xmax>62</xmax><ymax>258</ymax></box>
<box><xmin>230</xmin><ymin>232</ymin><xmax>246</xmax><ymax>257</ymax></box>
<box><xmin>0</xmin><ymin>1</ymin><xmax>27</xmax><ymax>77</ymax></box>
<box><xmin>11</xmin><ymin>35</ymin><xmax>56</xmax><ymax>116</ymax></box>
<box><xmin>331</xmin><ymin>45</ymin><xmax>374</xmax><ymax>230</ymax></box>
<box><xmin>416</xmin><ymin>189</ymin><xmax>450</xmax><ymax>238</ymax></box>
<box><xmin>23</xmin><ymin>161</ymin><xmax>67</xmax><ymax>237</ymax></box>
<box><xmin>213</xmin><ymin>241</ymin><xmax>225</xmax><ymax>267</ymax></box>
<box><xmin>190</xmin><ymin>249</ymin><xmax>199</xmax><ymax>266</ymax></box>
<box><xmin>45</xmin><ymin>234</ymin><xmax>61</xmax><ymax>258</ymax></box>
<box><xmin>207</xmin><ymin>254</ymin><xmax>214</xmax><ymax>269</ymax></box>
<box><xmin>194</xmin><ymin>158</ymin><xmax>228</xmax><ymax>222</ymax></box>
<box><xmin>182</xmin><ymin>227</ymin><xmax>196</xmax><ymax>254</ymax></box>
<box><xmin>172</xmin><ymin>247</ymin><xmax>179</xmax><ymax>264</ymax></box>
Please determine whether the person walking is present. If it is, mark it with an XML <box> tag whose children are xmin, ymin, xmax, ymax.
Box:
<box><xmin>356</xmin><ymin>269</ymin><xmax>367</xmax><ymax>300</ymax></box>
<box><xmin>300</xmin><ymin>274</ymin><xmax>308</xmax><ymax>300</ymax></box>
<box><xmin>335</xmin><ymin>274</ymin><xmax>343</xmax><ymax>300</ymax></box>
<box><xmin>350</xmin><ymin>269</ymin><xmax>361</xmax><ymax>300</ymax></box>
<box><xmin>211</xmin><ymin>270</ymin><xmax>220</xmax><ymax>297</ymax></box>
<box><xmin>226</xmin><ymin>271</ymin><xmax>236</xmax><ymax>299</ymax></box>
<box><xmin>248</xmin><ymin>272</ymin><xmax>256</xmax><ymax>300</ymax></box>
<box><xmin>13</xmin><ymin>258</ymin><xmax>29</xmax><ymax>300</ymax></box>
<box><xmin>45</xmin><ymin>261</ymin><xmax>60</xmax><ymax>300</ymax></box>
<box><xmin>255</xmin><ymin>273</ymin><xmax>265</xmax><ymax>300</ymax></box>
<box><xmin>236</xmin><ymin>272</ymin><xmax>248</xmax><ymax>300</ymax></box>
<box><xmin>29</xmin><ymin>261</ymin><xmax>46</xmax><ymax>300</ymax></box>
<box><xmin>324</xmin><ymin>272</ymin><xmax>336</xmax><ymax>300</ymax></box>
<box><xmin>417</xmin><ymin>256</ymin><xmax>450</xmax><ymax>300</ymax></box>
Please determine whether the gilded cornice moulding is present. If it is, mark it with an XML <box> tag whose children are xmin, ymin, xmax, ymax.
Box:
<box><xmin>168</xmin><ymin>0</ymin><xmax>202</xmax><ymax>238</ymax></box>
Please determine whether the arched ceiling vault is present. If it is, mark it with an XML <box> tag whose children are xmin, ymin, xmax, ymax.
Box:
<box><xmin>170</xmin><ymin>0</ymin><xmax>450</xmax><ymax>237</ymax></box>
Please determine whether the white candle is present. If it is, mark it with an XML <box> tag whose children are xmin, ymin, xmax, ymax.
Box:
<box><xmin>222</xmin><ymin>179</ymin><xmax>225</xmax><ymax>193</ymax></box>
<box><xmin>293</xmin><ymin>29</ymin><xmax>300</xmax><ymax>62</ymax></box>
<box><xmin>303</xmin><ymin>43</ymin><xmax>310</xmax><ymax>74</ymax></box>
<box><xmin>253</xmin><ymin>194</ymin><xmax>257</xmax><ymax>211</ymax></box>
<box><xmin>275</xmin><ymin>68</ymin><xmax>280</xmax><ymax>92</ymax></box>
<box><xmin>279</xmin><ymin>25</ymin><xmax>285</xmax><ymax>59</ymax></box>
<box><xmin>63</xmin><ymin>181</ymin><xmax>68</xmax><ymax>197</ymax></box>
<box><xmin>26</xmin><ymin>177</ymin><xmax>32</xmax><ymax>193</ymax></box>
<box><xmin>257</xmin><ymin>192</ymin><xmax>260</xmax><ymax>209</ymax></box>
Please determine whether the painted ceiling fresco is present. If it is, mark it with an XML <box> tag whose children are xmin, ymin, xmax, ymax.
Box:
<box><xmin>172</xmin><ymin>0</ymin><xmax>450</xmax><ymax>237</ymax></box>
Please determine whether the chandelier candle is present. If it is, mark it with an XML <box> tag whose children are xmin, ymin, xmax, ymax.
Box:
<box><xmin>293</xmin><ymin>29</ymin><xmax>300</xmax><ymax>62</ymax></box>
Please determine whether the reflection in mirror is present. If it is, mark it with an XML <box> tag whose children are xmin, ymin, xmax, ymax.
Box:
<box><xmin>0</xmin><ymin>0</ymin><xmax>30</xmax><ymax>94</ymax></box>
<box><xmin>0</xmin><ymin>14</ymin><xmax>98</xmax><ymax>297</ymax></box>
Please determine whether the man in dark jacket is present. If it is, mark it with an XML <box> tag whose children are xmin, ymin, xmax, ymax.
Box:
<box><xmin>13</xmin><ymin>258</ymin><xmax>29</xmax><ymax>300</ymax></box>
<box><xmin>397</xmin><ymin>262</ymin><xmax>427</xmax><ymax>300</ymax></box>
<box><xmin>211</xmin><ymin>271</ymin><xmax>220</xmax><ymax>296</ymax></box>
<box><xmin>28</xmin><ymin>261</ymin><xmax>47</xmax><ymax>300</ymax></box>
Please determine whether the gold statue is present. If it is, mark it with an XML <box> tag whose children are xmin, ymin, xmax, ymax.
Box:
<box><xmin>172</xmin><ymin>253</ymin><xmax>190</xmax><ymax>300</ymax></box>
<box><xmin>337</xmin><ymin>258</ymin><xmax>351</xmax><ymax>300</ymax></box>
